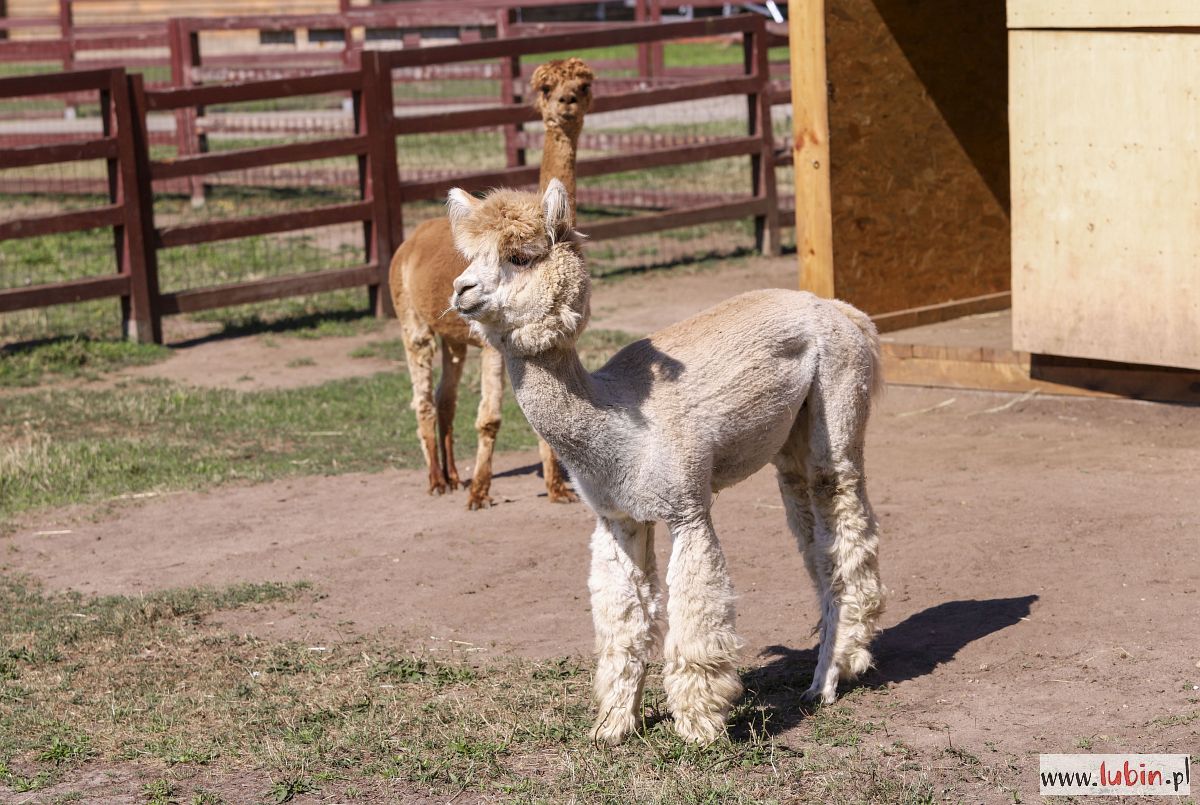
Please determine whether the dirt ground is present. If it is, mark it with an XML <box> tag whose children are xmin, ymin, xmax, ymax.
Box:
<box><xmin>4</xmin><ymin>255</ymin><xmax>1199</xmax><ymax>802</ymax></box>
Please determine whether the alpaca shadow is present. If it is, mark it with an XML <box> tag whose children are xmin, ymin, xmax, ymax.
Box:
<box><xmin>492</xmin><ymin>462</ymin><xmax>543</xmax><ymax>480</ymax></box>
<box><xmin>730</xmin><ymin>595</ymin><xmax>1038</xmax><ymax>740</ymax></box>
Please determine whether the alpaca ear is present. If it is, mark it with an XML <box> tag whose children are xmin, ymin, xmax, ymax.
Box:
<box><xmin>446</xmin><ymin>188</ymin><xmax>478</xmax><ymax>233</ymax></box>
<box><xmin>528</xmin><ymin>63</ymin><xmax>551</xmax><ymax>111</ymax></box>
<box><xmin>542</xmin><ymin>179</ymin><xmax>571</xmax><ymax>243</ymax></box>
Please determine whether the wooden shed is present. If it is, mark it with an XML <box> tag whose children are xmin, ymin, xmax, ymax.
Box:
<box><xmin>1009</xmin><ymin>0</ymin><xmax>1200</xmax><ymax>372</ymax></box>
<box><xmin>790</xmin><ymin>0</ymin><xmax>1198</xmax><ymax>399</ymax></box>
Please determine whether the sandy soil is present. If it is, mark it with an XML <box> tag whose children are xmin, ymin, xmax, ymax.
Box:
<box><xmin>7</xmin><ymin>385</ymin><xmax>1199</xmax><ymax>800</ymax></box>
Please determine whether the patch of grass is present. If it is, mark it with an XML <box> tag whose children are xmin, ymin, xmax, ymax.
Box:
<box><xmin>266</xmin><ymin>777</ymin><xmax>316</xmax><ymax>803</ymax></box>
<box><xmin>284</xmin><ymin>357</ymin><xmax>316</xmax><ymax>368</ymax></box>
<box><xmin>142</xmin><ymin>778</ymin><xmax>179</xmax><ymax>804</ymax></box>
<box><xmin>349</xmin><ymin>339</ymin><xmax>405</xmax><ymax>362</ymax></box>
<box><xmin>0</xmin><ymin>337</ymin><xmax>170</xmax><ymax>387</ymax></box>
<box><xmin>0</xmin><ymin>364</ymin><xmax>538</xmax><ymax>521</ymax></box>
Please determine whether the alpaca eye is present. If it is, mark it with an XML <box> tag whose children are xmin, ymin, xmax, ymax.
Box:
<box><xmin>579</xmin><ymin>84</ymin><xmax>590</xmax><ymax>95</ymax></box>
<box><xmin>541</xmin><ymin>85</ymin><xmax>551</xmax><ymax>97</ymax></box>
<box><xmin>509</xmin><ymin>253</ymin><xmax>533</xmax><ymax>267</ymax></box>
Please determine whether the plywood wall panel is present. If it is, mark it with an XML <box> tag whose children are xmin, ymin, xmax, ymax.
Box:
<box><xmin>824</xmin><ymin>0</ymin><xmax>1011</xmax><ymax>315</ymax></box>
<box><xmin>1010</xmin><ymin>31</ymin><xmax>1200</xmax><ymax>370</ymax></box>
<box><xmin>1008</xmin><ymin>0</ymin><xmax>1200</xmax><ymax>29</ymax></box>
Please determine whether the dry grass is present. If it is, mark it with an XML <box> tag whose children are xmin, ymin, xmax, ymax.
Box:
<box><xmin>0</xmin><ymin>574</ymin><xmax>998</xmax><ymax>804</ymax></box>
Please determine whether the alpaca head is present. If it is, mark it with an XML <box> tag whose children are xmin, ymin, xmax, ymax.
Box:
<box><xmin>446</xmin><ymin>180</ymin><xmax>590</xmax><ymax>355</ymax></box>
<box><xmin>530</xmin><ymin>58</ymin><xmax>594</xmax><ymax>136</ymax></box>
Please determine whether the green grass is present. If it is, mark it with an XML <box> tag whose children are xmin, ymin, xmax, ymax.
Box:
<box><xmin>0</xmin><ymin>336</ymin><xmax>170</xmax><ymax>387</ymax></box>
<box><xmin>0</xmin><ymin>329</ymin><xmax>635</xmax><ymax>523</ymax></box>
<box><xmin>0</xmin><ymin>371</ymin><xmax>532</xmax><ymax>522</ymax></box>
<box><xmin>0</xmin><ymin>574</ymin><xmax>960</xmax><ymax>803</ymax></box>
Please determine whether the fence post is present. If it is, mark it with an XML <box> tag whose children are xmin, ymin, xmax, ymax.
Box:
<box><xmin>744</xmin><ymin>18</ymin><xmax>781</xmax><ymax>257</ymax></box>
<box><xmin>168</xmin><ymin>18</ymin><xmax>205</xmax><ymax>206</ymax></box>
<box><xmin>361</xmin><ymin>51</ymin><xmax>400</xmax><ymax>318</ymax></box>
<box><xmin>58</xmin><ymin>0</ymin><xmax>74</xmax><ymax>72</ymax></box>
<box><xmin>649</xmin><ymin>0</ymin><xmax>664</xmax><ymax>78</ymax></box>
<box><xmin>113</xmin><ymin>71</ymin><xmax>162</xmax><ymax>343</ymax></box>
<box><xmin>497</xmin><ymin>8</ymin><xmax>526</xmax><ymax>170</ymax></box>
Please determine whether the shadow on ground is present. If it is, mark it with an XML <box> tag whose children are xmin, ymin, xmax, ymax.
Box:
<box><xmin>732</xmin><ymin>595</ymin><xmax>1039</xmax><ymax>739</ymax></box>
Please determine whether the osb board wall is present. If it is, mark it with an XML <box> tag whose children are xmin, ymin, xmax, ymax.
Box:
<box><xmin>824</xmin><ymin>0</ymin><xmax>1010</xmax><ymax>315</ymax></box>
<box><xmin>1008</xmin><ymin>0</ymin><xmax>1200</xmax><ymax>29</ymax></box>
<box><xmin>1010</xmin><ymin>31</ymin><xmax>1200</xmax><ymax>371</ymax></box>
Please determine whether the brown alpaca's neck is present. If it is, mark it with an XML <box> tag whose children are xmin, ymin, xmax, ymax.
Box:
<box><xmin>538</xmin><ymin>124</ymin><xmax>580</xmax><ymax>221</ymax></box>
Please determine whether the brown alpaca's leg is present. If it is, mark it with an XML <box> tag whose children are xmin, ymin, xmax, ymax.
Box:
<box><xmin>436</xmin><ymin>338</ymin><xmax>468</xmax><ymax>490</ymax></box>
<box><xmin>467</xmin><ymin>345</ymin><xmax>504</xmax><ymax>510</ymax></box>
<box><xmin>540</xmin><ymin>439</ymin><xmax>578</xmax><ymax>503</ymax></box>
<box><xmin>400</xmin><ymin>308</ymin><xmax>444</xmax><ymax>495</ymax></box>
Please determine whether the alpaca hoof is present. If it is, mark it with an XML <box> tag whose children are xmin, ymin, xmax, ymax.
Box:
<box><xmin>590</xmin><ymin>712</ymin><xmax>637</xmax><ymax>745</ymax></box>
<box><xmin>671</xmin><ymin>710</ymin><xmax>726</xmax><ymax>744</ymax></box>
<box><xmin>547</xmin><ymin>485</ymin><xmax>578</xmax><ymax>504</ymax></box>
<box><xmin>801</xmin><ymin>684</ymin><xmax>837</xmax><ymax>706</ymax></box>
<box><xmin>428</xmin><ymin>480</ymin><xmax>448</xmax><ymax>496</ymax></box>
<box><xmin>466</xmin><ymin>493</ymin><xmax>494</xmax><ymax>511</ymax></box>
<box><xmin>841</xmin><ymin>648</ymin><xmax>873</xmax><ymax>679</ymax></box>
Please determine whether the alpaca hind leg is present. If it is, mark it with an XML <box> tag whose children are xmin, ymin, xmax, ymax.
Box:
<box><xmin>772</xmin><ymin>415</ymin><xmax>838</xmax><ymax>700</ymax></box>
<box><xmin>436</xmin><ymin>338</ymin><xmax>468</xmax><ymax>490</ymax></box>
<box><xmin>589</xmin><ymin>517</ymin><xmax>659</xmax><ymax>744</ymax></box>
<box><xmin>539</xmin><ymin>439</ymin><xmax>579</xmax><ymax>503</ymax></box>
<box><xmin>772</xmin><ymin>407</ymin><xmax>824</xmax><ymax>596</ymax></box>
<box><xmin>400</xmin><ymin>308</ymin><xmax>443</xmax><ymax>495</ymax></box>
<box><xmin>803</xmin><ymin>381</ymin><xmax>884</xmax><ymax>704</ymax></box>
<box><xmin>662</xmin><ymin>513</ymin><xmax>743</xmax><ymax>743</ymax></box>
<box><xmin>466</xmin><ymin>345</ymin><xmax>503</xmax><ymax>510</ymax></box>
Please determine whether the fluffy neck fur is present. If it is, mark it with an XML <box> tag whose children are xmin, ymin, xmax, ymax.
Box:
<box><xmin>487</xmin><ymin>245</ymin><xmax>606</xmax><ymax>466</ymax></box>
<box><xmin>504</xmin><ymin>343</ymin><xmax>607</xmax><ymax>464</ymax></box>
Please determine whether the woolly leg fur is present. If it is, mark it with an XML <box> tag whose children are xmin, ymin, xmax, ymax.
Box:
<box><xmin>589</xmin><ymin>517</ymin><xmax>660</xmax><ymax>744</ymax></box>
<box><xmin>399</xmin><ymin>306</ymin><xmax>444</xmax><ymax>495</ymax></box>
<box><xmin>772</xmin><ymin>409</ymin><xmax>833</xmax><ymax>648</ymax></box>
<box><xmin>467</xmin><ymin>345</ymin><xmax>504</xmax><ymax>510</ymax></box>
<box><xmin>662</xmin><ymin>514</ymin><xmax>743</xmax><ymax>743</ymax></box>
<box><xmin>436</xmin><ymin>338</ymin><xmax>467</xmax><ymax>491</ymax></box>
<box><xmin>800</xmin><ymin>366</ymin><xmax>885</xmax><ymax>705</ymax></box>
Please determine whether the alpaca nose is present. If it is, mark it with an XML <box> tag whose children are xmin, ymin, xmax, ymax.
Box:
<box><xmin>453</xmin><ymin>276</ymin><xmax>477</xmax><ymax>296</ymax></box>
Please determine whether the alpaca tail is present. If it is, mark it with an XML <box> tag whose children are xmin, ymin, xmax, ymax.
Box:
<box><xmin>828</xmin><ymin>299</ymin><xmax>884</xmax><ymax>399</ymax></box>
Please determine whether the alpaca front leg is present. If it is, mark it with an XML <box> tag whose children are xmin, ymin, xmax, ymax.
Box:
<box><xmin>663</xmin><ymin>515</ymin><xmax>743</xmax><ymax>743</ymax></box>
<box><xmin>804</xmin><ymin>465</ymin><xmax>884</xmax><ymax>704</ymax></box>
<box><xmin>467</xmin><ymin>345</ymin><xmax>504</xmax><ymax>510</ymax></box>
<box><xmin>539</xmin><ymin>438</ymin><xmax>578</xmax><ymax>503</ymax></box>
<box><xmin>589</xmin><ymin>517</ymin><xmax>658</xmax><ymax>744</ymax></box>
<box><xmin>400</xmin><ymin>308</ymin><xmax>443</xmax><ymax>495</ymax></box>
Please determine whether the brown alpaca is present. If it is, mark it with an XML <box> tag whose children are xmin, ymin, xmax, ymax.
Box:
<box><xmin>389</xmin><ymin>58</ymin><xmax>594</xmax><ymax>509</ymax></box>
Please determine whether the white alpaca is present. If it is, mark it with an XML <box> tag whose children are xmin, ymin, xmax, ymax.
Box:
<box><xmin>445</xmin><ymin>180</ymin><xmax>885</xmax><ymax>744</ymax></box>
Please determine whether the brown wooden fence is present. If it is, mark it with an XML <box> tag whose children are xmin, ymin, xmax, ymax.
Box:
<box><xmin>0</xmin><ymin>15</ymin><xmax>783</xmax><ymax>344</ymax></box>
<box><xmin>0</xmin><ymin>67</ymin><xmax>157</xmax><ymax>340</ymax></box>
<box><xmin>0</xmin><ymin>0</ymin><xmax>667</xmax><ymax>78</ymax></box>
